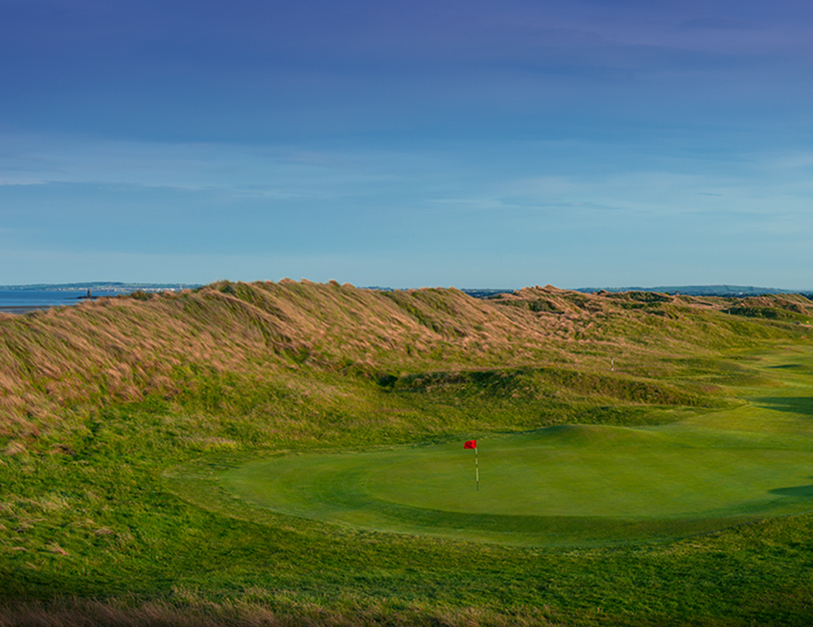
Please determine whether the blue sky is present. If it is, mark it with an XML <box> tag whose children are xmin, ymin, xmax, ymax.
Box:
<box><xmin>1</xmin><ymin>0</ymin><xmax>812</xmax><ymax>288</ymax></box>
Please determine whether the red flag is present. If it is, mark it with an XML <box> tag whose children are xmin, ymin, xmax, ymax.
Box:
<box><xmin>464</xmin><ymin>440</ymin><xmax>477</xmax><ymax>449</ymax></box>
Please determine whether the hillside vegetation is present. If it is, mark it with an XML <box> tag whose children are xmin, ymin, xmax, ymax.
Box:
<box><xmin>3</xmin><ymin>280</ymin><xmax>811</xmax><ymax>447</ymax></box>
<box><xmin>1</xmin><ymin>281</ymin><xmax>813</xmax><ymax>626</ymax></box>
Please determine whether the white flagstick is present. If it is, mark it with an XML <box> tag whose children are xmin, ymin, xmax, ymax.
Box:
<box><xmin>475</xmin><ymin>445</ymin><xmax>479</xmax><ymax>491</ymax></box>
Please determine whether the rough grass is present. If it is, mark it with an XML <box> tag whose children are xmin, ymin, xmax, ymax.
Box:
<box><xmin>0</xmin><ymin>597</ymin><xmax>567</xmax><ymax>627</ymax></box>
<box><xmin>2</xmin><ymin>281</ymin><xmax>810</xmax><ymax>445</ymax></box>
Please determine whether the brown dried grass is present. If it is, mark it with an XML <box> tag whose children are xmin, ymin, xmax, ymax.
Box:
<box><xmin>0</xmin><ymin>280</ymin><xmax>808</xmax><ymax>440</ymax></box>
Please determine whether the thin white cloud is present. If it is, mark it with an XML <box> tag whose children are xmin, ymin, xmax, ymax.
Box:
<box><xmin>0</xmin><ymin>133</ymin><xmax>409</xmax><ymax>199</ymax></box>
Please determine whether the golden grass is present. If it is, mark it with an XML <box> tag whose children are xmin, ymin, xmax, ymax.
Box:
<box><xmin>0</xmin><ymin>280</ymin><xmax>810</xmax><ymax>441</ymax></box>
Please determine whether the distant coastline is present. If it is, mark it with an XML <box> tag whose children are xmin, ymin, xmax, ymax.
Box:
<box><xmin>458</xmin><ymin>285</ymin><xmax>813</xmax><ymax>299</ymax></box>
<box><xmin>0</xmin><ymin>283</ymin><xmax>202</xmax><ymax>314</ymax></box>
<box><xmin>573</xmin><ymin>285</ymin><xmax>813</xmax><ymax>298</ymax></box>
<box><xmin>2</xmin><ymin>282</ymin><xmax>811</xmax><ymax>315</ymax></box>
<box><xmin>0</xmin><ymin>281</ymin><xmax>201</xmax><ymax>292</ymax></box>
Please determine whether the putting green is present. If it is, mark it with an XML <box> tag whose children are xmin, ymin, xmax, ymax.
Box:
<box><xmin>218</xmin><ymin>348</ymin><xmax>813</xmax><ymax>546</ymax></box>
<box><xmin>222</xmin><ymin>425</ymin><xmax>813</xmax><ymax>546</ymax></box>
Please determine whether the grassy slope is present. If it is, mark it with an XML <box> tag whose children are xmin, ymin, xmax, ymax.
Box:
<box><xmin>4</xmin><ymin>281</ymin><xmax>805</xmax><ymax>442</ymax></box>
<box><xmin>1</xmin><ymin>281</ymin><xmax>813</xmax><ymax>625</ymax></box>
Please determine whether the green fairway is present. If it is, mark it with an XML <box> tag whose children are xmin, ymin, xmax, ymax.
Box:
<box><xmin>221</xmin><ymin>349</ymin><xmax>813</xmax><ymax>547</ymax></box>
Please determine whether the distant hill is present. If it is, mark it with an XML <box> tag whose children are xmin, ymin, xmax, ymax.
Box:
<box><xmin>6</xmin><ymin>283</ymin><xmax>808</xmax><ymax>298</ymax></box>
<box><xmin>575</xmin><ymin>285</ymin><xmax>811</xmax><ymax>297</ymax></box>
<box><xmin>386</xmin><ymin>286</ymin><xmax>813</xmax><ymax>299</ymax></box>
<box><xmin>460</xmin><ymin>288</ymin><xmax>515</xmax><ymax>298</ymax></box>
<box><xmin>0</xmin><ymin>281</ymin><xmax>201</xmax><ymax>292</ymax></box>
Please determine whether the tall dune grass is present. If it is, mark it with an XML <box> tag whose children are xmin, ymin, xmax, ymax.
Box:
<box><xmin>1</xmin><ymin>281</ymin><xmax>810</xmax><ymax>445</ymax></box>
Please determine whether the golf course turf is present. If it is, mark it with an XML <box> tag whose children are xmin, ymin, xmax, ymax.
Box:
<box><xmin>5</xmin><ymin>283</ymin><xmax>813</xmax><ymax>625</ymax></box>
<box><xmin>213</xmin><ymin>347</ymin><xmax>813</xmax><ymax>548</ymax></box>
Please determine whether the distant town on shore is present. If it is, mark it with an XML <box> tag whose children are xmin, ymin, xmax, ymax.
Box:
<box><xmin>1</xmin><ymin>282</ymin><xmax>812</xmax><ymax>299</ymax></box>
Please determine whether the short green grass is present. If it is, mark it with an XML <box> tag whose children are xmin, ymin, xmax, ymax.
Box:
<box><xmin>215</xmin><ymin>408</ymin><xmax>813</xmax><ymax>547</ymax></box>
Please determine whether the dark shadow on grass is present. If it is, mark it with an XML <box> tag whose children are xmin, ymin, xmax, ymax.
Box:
<box><xmin>769</xmin><ymin>484</ymin><xmax>813</xmax><ymax>497</ymax></box>
<box><xmin>752</xmin><ymin>396</ymin><xmax>813</xmax><ymax>417</ymax></box>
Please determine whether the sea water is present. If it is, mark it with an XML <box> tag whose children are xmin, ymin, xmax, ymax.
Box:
<box><xmin>0</xmin><ymin>289</ymin><xmax>123</xmax><ymax>313</ymax></box>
